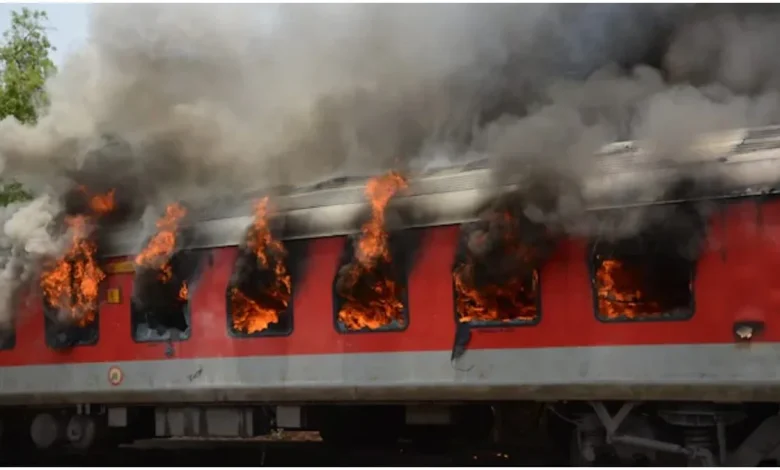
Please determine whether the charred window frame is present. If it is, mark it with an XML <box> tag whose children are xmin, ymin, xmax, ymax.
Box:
<box><xmin>43</xmin><ymin>282</ymin><xmax>101</xmax><ymax>349</ymax></box>
<box><xmin>587</xmin><ymin>181</ymin><xmax>710</xmax><ymax>323</ymax></box>
<box><xmin>130</xmin><ymin>244</ymin><xmax>204</xmax><ymax>343</ymax></box>
<box><xmin>451</xmin><ymin>221</ymin><xmax>543</xmax><ymax>328</ymax></box>
<box><xmin>332</xmin><ymin>231</ymin><xmax>415</xmax><ymax>334</ymax></box>
<box><xmin>226</xmin><ymin>240</ymin><xmax>307</xmax><ymax>338</ymax></box>
<box><xmin>588</xmin><ymin>238</ymin><xmax>697</xmax><ymax>323</ymax></box>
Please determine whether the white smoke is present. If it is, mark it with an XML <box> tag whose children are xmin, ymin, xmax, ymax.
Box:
<box><xmin>0</xmin><ymin>195</ymin><xmax>64</xmax><ymax>326</ymax></box>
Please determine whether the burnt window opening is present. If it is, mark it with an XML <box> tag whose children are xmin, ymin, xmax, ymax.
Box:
<box><xmin>333</xmin><ymin>231</ymin><xmax>415</xmax><ymax>334</ymax></box>
<box><xmin>0</xmin><ymin>328</ymin><xmax>14</xmax><ymax>351</ymax></box>
<box><xmin>44</xmin><ymin>304</ymin><xmax>99</xmax><ymax>349</ymax></box>
<box><xmin>589</xmin><ymin>200</ymin><xmax>704</xmax><ymax>322</ymax></box>
<box><xmin>41</xmin><ymin>257</ymin><xmax>101</xmax><ymax>349</ymax></box>
<box><xmin>40</xmin><ymin>215</ymin><xmax>104</xmax><ymax>349</ymax></box>
<box><xmin>131</xmin><ymin>203</ymin><xmax>198</xmax><ymax>342</ymax></box>
<box><xmin>452</xmin><ymin>215</ymin><xmax>548</xmax><ymax>327</ymax></box>
<box><xmin>333</xmin><ymin>234</ymin><xmax>411</xmax><ymax>333</ymax></box>
<box><xmin>131</xmin><ymin>243</ymin><xmax>203</xmax><ymax>343</ymax></box>
<box><xmin>227</xmin><ymin>234</ymin><xmax>306</xmax><ymax>338</ymax></box>
<box><xmin>590</xmin><ymin>240</ymin><xmax>695</xmax><ymax>322</ymax></box>
<box><xmin>333</xmin><ymin>172</ymin><xmax>413</xmax><ymax>333</ymax></box>
<box><xmin>131</xmin><ymin>248</ymin><xmax>201</xmax><ymax>342</ymax></box>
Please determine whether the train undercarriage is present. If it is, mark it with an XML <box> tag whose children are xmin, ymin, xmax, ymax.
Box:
<box><xmin>5</xmin><ymin>400</ymin><xmax>780</xmax><ymax>466</ymax></box>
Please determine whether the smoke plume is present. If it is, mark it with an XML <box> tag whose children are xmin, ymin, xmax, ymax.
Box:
<box><xmin>0</xmin><ymin>195</ymin><xmax>64</xmax><ymax>327</ymax></box>
<box><xmin>0</xmin><ymin>5</ymin><xmax>778</xmax><ymax>321</ymax></box>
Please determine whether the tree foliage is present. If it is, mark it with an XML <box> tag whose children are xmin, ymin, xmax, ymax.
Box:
<box><xmin>0</xmin><ymin>8</ymin><xmax>56</xmax><ymax>123</ymax></box>
<box><xmin>0</xmin><ymin>8</ymin><xmax>57</xmax><ymax>206</ymax></box>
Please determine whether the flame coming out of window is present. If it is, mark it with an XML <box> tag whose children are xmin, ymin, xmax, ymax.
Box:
<box><xmin>452</xmin><ymin>212</ymin><xmax>540</xmax><ymax>323</ymax></box>
<box><xmin>595</xmin><ymin>258</ymin><xmax>663</xmax><ymax>319</ymax></box>
<box><xmin>230</xmin><ymin>197</ymin><xmax>291</xmax><ymax>334</ymax></box>
<box><xmin>336</xmin><ymin>172</ymin><xmax>407</xmax><ymax>331</ymax></box>
<box><xmin>135</xmin><ymin>202</ymin><xmax>188</xmax><ymax>289</ymax></box>
<box><xmin>85</xmin><ymin>187</ymin><xmax>115</xmax><ymax>215</ymax></box>
<box><xmin>40</xmin><ymin>189</ymin><xmax>116</xmax><ymax>326</ymax></box>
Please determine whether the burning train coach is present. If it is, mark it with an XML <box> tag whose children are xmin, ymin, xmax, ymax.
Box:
<box><xmin>7</xmin><ymin>128</ymin><xmax>780</xmax><ymax>465</ymax></box>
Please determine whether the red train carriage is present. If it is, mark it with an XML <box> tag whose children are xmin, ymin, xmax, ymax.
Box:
<box><xmin>4</xmin><ymin>128</ymin><xmax>780</xmax><ymax>465</ymax></box>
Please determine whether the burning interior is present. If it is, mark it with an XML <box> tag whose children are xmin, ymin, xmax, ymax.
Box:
<box><xmin>227</xmin><ymin>197</ymin><xmax>296</xmax><ymax>337</ymax></box>
<box><xmin>590</xmin><ymin>204</ymin><xmax>702</xmax><ymax>321</ymax></box>
<box><xmin>333</xmin><ymin>172</ymin><xmax>410</xmax><ymax>333</ymax></box>
<box><xmin>452</xmin><ymin>199</ymin><xmax>554</xmax><ymax>326</ymax></box>
<box><xmin>39</xmin><ymin>188</ymin><xmax>116</xmax><ymax>348</ymax></box>
<box><xmin>131</xmin><ymin>203</ymin><xmax>200</xmax><ymax>341</ymax></box>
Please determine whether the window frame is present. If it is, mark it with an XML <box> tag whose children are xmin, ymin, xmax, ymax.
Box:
<box><xmin>129</xmin><ymin>249</ymin><xmax>204</xmax><ymax>344</ymax></box>
<box><xmin>451</xmin><ymin>222</ymin><xmax>543</xmax><ymax>329</ymax></box>
<box><xmin>41</xmin><ymin>259</ymin><xmax>101</xmax><ymax>350</ymax></box>
<box><xmin>587</xmin><ymin>240</ymin><xmax>697</xmax><ymax>324</ymax></box>
<box><xmin>131</xmin><ymin>298</ymin><xmax>192</xmax><ymax>343</ymax></box>
<box><xmin>224</xmin><ymin>240</ymin><xmax>304</xmax><ymax>339</ymax></box>
<box><xmin>332</xmin><ymin>233</ymin><xmax>411</xmax><ymax>335</ymax></box>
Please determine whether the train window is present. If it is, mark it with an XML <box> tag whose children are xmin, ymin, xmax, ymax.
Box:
<box><xmin>226</xmin><ymin>236</ymin><xmax>305</xmax><ymax>338</ymax></box>
<box><xmin>590</xmin><ymin>239</ymin><xmax>695</xmax><ymax>322</ymax></box>
<box><xmin>0</xmin><ymin>328</ymin><xmax>14</xmax><ymax>350</ymax></box>
<box><xmin>452</xmin><ymin>218</ymin><xmax>545</xmax><ymax>327</ymax></box>
<box><xmin>39</xmin><ymin>229</ymin><xmax>102</xmax><ymax>349</ymax></box>
<box><xmin>43</xmin><ymin>303</ymin><xmax>99</xmax><ymax>349</ymax></box>
<box><xmin>588</xmin><ymin>184</ymin><xmax>707</xmax><ymax>322</ymax></box>
<box><xmin>131</xmin><ymin>248</ymin><xmax>202</xmax><ymax>342</ymax></box>
<box><xmin>131</xmin><ymin>204</ymin><xmax>200</xmax><ymax>343</ymax></box>
<box><xmin>333</xmin><ymin>172</ymin><xmax>412</xmax><ymax>334</ymax></box>
<box><xmin>333</xmin><ymin>232</ymin><xmax>412</xmax><ymax>334</ymax></box>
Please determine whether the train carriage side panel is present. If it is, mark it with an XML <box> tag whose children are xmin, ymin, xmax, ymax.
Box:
<box><xmin>2</xmin><ymin>199</ymin><xmax>780</xmax><ymax>403</ymax></box>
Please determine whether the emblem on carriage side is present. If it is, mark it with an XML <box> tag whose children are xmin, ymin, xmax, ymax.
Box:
<box><xmin>108</xmin><ymin>366</ymin><xmax>124</xmax><ymax>386</ymax></box>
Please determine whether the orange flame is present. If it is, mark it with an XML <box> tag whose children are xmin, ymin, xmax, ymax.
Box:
<box><xmin>135</xmin><ymin>203</ymin><xmax>187</xmax><ymax>283</ymax></box>
<box><xmin>40</xmin><ymin>188</ymin><xmax>116</xmax><ymax>326</ymax></box>
<box><xmin>453</xmin><ymin>212</ymin><xmax>540</xmax><ymax>323</ymax></box>
<box><xmin>230</xmin><ymin>197</ymin><xmax>291</xmax><ymax>334</ymax></box>
<box><xmin>178</xmin><ymin>282</ymin><xmax>188</xmax><ymax>301</ymax></box>
<box><xmin>595</xmin><ymin>259</ymin><xmax>662</xmax><ymax>319</ymax></box>
<box><xmin>89</xmin><ymin>189</ymin><xmax>115</xmax><ymax>215</ymax></box>
<box><xmin>336</xmin><ymin>172</ymin><xmax>407</xmax><ymax>331</ymax></box>
<box><xmin>77</xmin><ymin>185</ymin><xmax>116</xmax><ymax>216</ymax></box>
<box><xmin>40</xmin><ymin>216</ymin><xmax>105</xmax><ymax>327</ymax></box>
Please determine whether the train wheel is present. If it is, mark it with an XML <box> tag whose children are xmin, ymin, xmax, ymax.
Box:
<box><xmin>66</xmin><ymin>415</ymin><xmax>98</xmax><ymax>451</ymax></box>
<box><xmin>29</xmin><ymin>413</ymin><xmax>64</xmax><ymax>450</ymax></box>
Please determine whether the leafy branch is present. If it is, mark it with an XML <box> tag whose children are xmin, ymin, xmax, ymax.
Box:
<box><xmin>0</xmin><ymin>8</ymin><xmax>57</xmax><ymax>205</ymax></box>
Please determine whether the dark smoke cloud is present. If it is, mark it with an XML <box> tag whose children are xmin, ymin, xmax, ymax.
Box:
<box><xmin>0</xmin><ymin>4</ymin><xmax>779</xmax><ymax>321</ymax></box>
<box><xmin>1</xmin><ymin>5</ymin><xmax>778</xmax><ymax>193</ymax></box>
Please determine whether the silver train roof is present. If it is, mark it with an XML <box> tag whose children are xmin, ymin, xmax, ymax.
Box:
<box><xmin>99</xmin><ymin>125</ymin><xmax>780</xmax><ymax>257</ymax></box>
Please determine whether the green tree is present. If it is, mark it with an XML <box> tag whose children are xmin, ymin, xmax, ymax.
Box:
<box><xmin>0</xmin><ymin>8</ymin><xmax>56</xmax><ymax>206</ymax></box>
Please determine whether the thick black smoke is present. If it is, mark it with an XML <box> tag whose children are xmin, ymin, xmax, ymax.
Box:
<box><xmin>2</xmin><ymin>5</ymin><xmax>780</xmax><ymax>198</ymax></box>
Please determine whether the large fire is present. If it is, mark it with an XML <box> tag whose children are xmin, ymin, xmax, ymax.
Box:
<box><xmin>594</xmin><ymin>258</ymin><xmax>663</xmax><ymax>319</ymax></box>
<box><xmin>229</xmin><ymin>197</ymin><xmax>292</xmax><ymax>334</ymax></box>
<box><xmin>336</xmin><ymin>171</ymin><xmax>407</xmax><ymax>331</ymax></box>
<box><xmin>453</xmin><ymin>212</ymin><xmax>540</xmax><ymax>324</ymax></box>
<box><xmin>135</xmin><ymin>203</ymin><xmax>188</xmax><ymax>286</ymax></box>
<box><xmin>40</xmin><ymin>189</ymin><xmax>116</xmax><ymax>327</ymax></box>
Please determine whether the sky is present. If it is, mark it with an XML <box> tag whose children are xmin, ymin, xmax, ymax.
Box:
<box><xmin>0</xmin><ymin>3</ymin><xmax>89</xmax><ymax>67</ymax></box>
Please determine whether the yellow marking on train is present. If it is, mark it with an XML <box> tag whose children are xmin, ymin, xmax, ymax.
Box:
<box><xmin>105</xmin><ymin>260</ymin><xmax>135</xmax><ymax>274</ymax></box>
<box><xmin>106</xmin><ymin>288</ymin><xmax>122</xmax><ymax>304</ymax></box>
